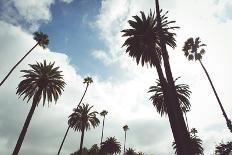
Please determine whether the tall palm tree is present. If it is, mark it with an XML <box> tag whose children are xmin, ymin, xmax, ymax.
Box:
<box><xmin>215</xmin><ymin>141</ymin><xmax>232</xmax><ymax>155</ymax></box>
<box><xmin>12</xmin><ymin>60</ymin><xmax>65</xmax><ymax>155</ymax></box>
<box><xmin>123</xmin><ymin>125</ymin><xmax>129</xmax><ymax>155</ymax></box>
<box><xmin>121</xmin><ymin>2</ymin><xmax>192</xmax><ymax>153</ymax></box>
<box><xmin>0</xmin><ymin>32</ymin><xmax>49</xmax><ymax>87</ymax></box>
<box><xmin>173</xmin><ymin>128</ymin><xmax>203</xmax><ymax>155</ymax></box>
<box><xmin>100</xmin><ymin>110</ymin><xmax>108</xmax><ymax>144</ymax></box>
<box><xmin>69</xmin><ymin>103</ymin><xmax>100</xmax><ymax>155</ymax></box>
<box><xmin>125</xmin><ymin>148</ymin><xmax>137</xmax><ymax>155</ymax></box>
<box><xmin>148</xmin><ymin>77</ymin><xmax>191</xmax><ymax>116</ymax></box>
<box><xmin>100</xmin><ymin>137</ymin><xmax>121</xmax><ymax>155</ymax></box>
<box><xmin>57</xmin><ymin>76</ymin><xmax>93</xmax><ymax>155</ymax></box>
<box><xmin>183</xmin><ymin>37</ymin><xmax>232</xmax><ymax>132</ymax></box>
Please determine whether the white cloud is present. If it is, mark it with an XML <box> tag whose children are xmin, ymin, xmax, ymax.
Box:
<box><xmin>59</xmin><ymin>0</ymin><xmax>74</xmax><ymax>4</ymax></box>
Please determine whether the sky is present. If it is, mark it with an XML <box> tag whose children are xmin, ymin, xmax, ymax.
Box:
<box><xmin>0</xmin><ymin>0</ymin><xmax>232</xmax><ymax>155</ymax></box>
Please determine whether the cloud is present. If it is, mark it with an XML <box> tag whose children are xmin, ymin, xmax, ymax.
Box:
<box><xmin>59</xmin><ymin>0</ymin><xmax>74</xmax><ymax>4</ymax></box>
<box><xmin>0</xmin><ymin>0</ymin><xmax>54</xmax><ymax>31</ymax></box>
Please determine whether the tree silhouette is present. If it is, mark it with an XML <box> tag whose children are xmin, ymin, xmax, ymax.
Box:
<box><xmin>173</xmin><ymin>128</ymin><xmax>204</xmax><ymax>155</ymax></box>
<box><xmin>101</xmin><ymin>137</ymin><xmax>121</xmax><ymax>155</ymax></box>
<box><xmin>70</xmin><ymin>147</ymin><xmax>89</xmax><ymax>155</ymax></box>
<box><xmin>215</xmin><ymin>141</ymin><xmax>232</xmax><ymax>155</ymax></box>
<box><xmin>57</xmin><ymin>77</ymin><xmax>93</xmax><ymax>155</ymax></box>
<box><xmin>122</xmin><ymin>1</ymin><xmax>192</xmax><ymax>153</ymax></box>
<box><xmin>12</xmin><ymin>60</ymin><xmax>65</xmax><ymax>155</ymax></box>
<box><xmin>89</xmin><ymin>144</ymin><xmax>100</xmax><ymax>155</ymax></box>
<box><xmin>123</xmin><ymin>125</ymin><xmax>129</xmax><ymax>155</ymax></box>
<box><xmin>149</xmin><ymin>77</ymin><xmax>191</xmax><ymax>116</ymax></box>
<box><xmin>183</xmin><ymin>37</ymin><xmax>232</xmax><ymax>133</ymax></box>
<box><xmin>100</xmin><ymin>110</ymin><xmax>108</xmax><ymax>144</ymax></box>
<box><xmin>125</xmin><ymin>148</ymin><xmax>137</xmax><ymax>155</ymax></box>
<box><xmin>0</xmin><ymin>32</ymin><xmax>49</xmax><ymax>87</ymax></box>
<box><xmin>69</xmin><ymin>103</ymin><xmax>100</xmax><ymax>155</ymax></box>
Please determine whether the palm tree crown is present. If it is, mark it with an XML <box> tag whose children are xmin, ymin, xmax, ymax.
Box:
<box><xmin>33</xmin><ymin>31</ymin><xmax>49</xmax><ymax>49</ymax></box>
<box><xmin>83</xmin><ymin>76</ymin><xmax>93</xmax><ymax>85</ymax></box>
<box><xmin>148</xmin><ymin>77</ymin><xmax>191</xmax><ymax>116</ymax></box>
<box><xmin>125</xmin><ymin>148</ymin><xmax>137</xmax><ymax>155</ymax></box>
<box><xmin>17</xmin><ymin>60</ymin><xmax>65</xmax><ymax>105</ymax></box>
<box><xmin>123</xmin><ymin>125</ymin><xmax>129</xmax><ymax>132</ymax></box>
<box><xmin>68</xmin><ymin>103</ymin><xmax>100</xmax><ymax>132</ymax></box>
<box><xmin>100</xmin><ymin>110</ymin><xmax>108</xmax><ymax>117</ymax></box>
<box><xmin>183</xmin><ymin>37</ymin><xmax>206</xmax><ymax>61</ymax></box>
<box><xmin>215</xmin><ymin>141</ymin><xmax>232</xmax><ymax>155</ymax></box>
<box><xmin>101</xmin><ymin>137</ymin><xmax>121</xmax><ymax>155</ymax></box>
<box><xmin>121</xmin><ymin>10</ymin><xmax>179</xmax><ymax>67</ymax></box>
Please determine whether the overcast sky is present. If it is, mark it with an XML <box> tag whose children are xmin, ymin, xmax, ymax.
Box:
<box><xmin>0</xmin><ymin>0</ymin><xmax>232</xmax><ymax>155</ymax></box>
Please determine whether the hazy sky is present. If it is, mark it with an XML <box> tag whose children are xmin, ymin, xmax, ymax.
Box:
<box><xmin>0</xmin><ymin>0</ymin><xmax>232</xmax><ymax>155</ymax></box>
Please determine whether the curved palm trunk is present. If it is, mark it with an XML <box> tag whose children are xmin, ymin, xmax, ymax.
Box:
<box><xmin>199</xmin><ymin>60</ymin><xmax>232</xmax><ymax>132</ymax></box>
<box><xmin>57</xmin><ymin>126</ymin><xmax>71</xmax><ymax>155</ymax></box>
<box><xmin>12</xmin><ymin>88</ymin><xmax>42</xmax><ymax>155</ymax></box>
<box><xmin>155</xmin><ymin>0</ymin><xmax>192</xmax><ymax>154</ymax></box>
<box><xmin>57</xmin><ymin>84</ymin><xmax>90</xmax><ymax>155</ymax></box>
<box><xmin>0</xmin><ymin>43</ymin><xmax>39</xmax><ymax>87</ymax></box>
<box><xmin>79</xmin><ymin>128</ymin><xmax>85</xmax><ymax>155</ymax></box>
<box><xmin>123</xmin><ymin>131</ymin><xmax>127</xmax><ymax>155</ymax></box>
<box><xmin>100</xmin><ymin>116</ymin><xmax>106</xmax><ymax>144</ymax></box>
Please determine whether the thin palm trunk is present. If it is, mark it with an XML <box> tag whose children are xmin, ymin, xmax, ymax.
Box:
<box><xmin>0</xmin><ymin>43</ymin><xmax>39</xmax><ymax>87</ymax></box>
<box><xmin>155</xmin><ymin>1</ymin><xmax>192</xmax><ymax>154</ymax></box>
<box><xmin>123</xmin><ymin>131</ymin><xmax>127</xmax><ymax>155</ymax></box>
<box><xmin>79</xmin><ymin>128</ymin><xmax>85</xmax><ymax>155</ymax></box>
<box><xmin>12</xmin><ymin>88</ymin><xmax>42</xmax><ymax>155</ymax></box>
<box><xmin>57</xmin><ymin>84</ymin><xmax>90</xmax><ymax>155</ymax></box>
<box><xmin>184</xmin><ymin>112</ymin><xmax>189</xmax><ymax>132</ymax></box>
<box><xmin>100</xmin><ymin>116</ymin><xmax>106</xmax><ymax>144</ymax></box>
<box><xmin>57</xmin><ymin>126</ymin><xmax>71</xmax><ymax>155</ymax></box>
<box><xmin>199</xmin><ymin>60</ymin><xmax>232</xmax><ymax>132</ymax></box>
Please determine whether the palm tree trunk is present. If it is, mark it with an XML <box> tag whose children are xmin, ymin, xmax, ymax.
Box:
<box><xmin>57</xmin><ymin>126</ymin><xmax>71</xmax><ymax>155</ymax></box>
<box><xmin>12</xmin><ymin>88</ymin><xmax>42</xmax><ymax>155</ymax></box>
<box><xmin>123</xmin><ymin>131</ymin><xmax>127</xmax><ymax>155</ymax></box>
<box><xmin>100</xmin><ymin>116</ymin><xmax>105</xmax><ymax>144</ymax></box>
<box><xmin>184</xmin><ymin>112</ymin><xmax>189</xmax><ymax>132</ymax></box>
<box><xmin>79</xmin><ymin>128</ymin><xmax>85</xmax><ymax>155</ymax></box>
<box><xmin>76</xmin><ymin>84</ymin><xmax>89</xmax><ymax>108</ymax></box>
<box><xmin>199</xmin><ymin>60</ymin><xmax>232</xmax><ymax>132</ymax></box>
<box><xmin>155</xmin><ymin>0</ymin><xmax>192</xmax><ymax>154</ymax></box>
<box><xmin>0</xmin><ymin>43</ymin><xmax>39</xmax><ymax>87</ymax></box>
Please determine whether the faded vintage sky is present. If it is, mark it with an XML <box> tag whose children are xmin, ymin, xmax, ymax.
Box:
<box><xmin>0</xmin><ymin>0</ymin><xmax>232</xmax><ymax>154</ymax></box>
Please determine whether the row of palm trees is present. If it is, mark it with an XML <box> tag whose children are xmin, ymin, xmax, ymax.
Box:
<box><xmin>121</xmin><ymin>0</ymin><xmax>231</xmax><ymax>154</ymax></box>
<box><xmin>1</xmin><ymin>0</ymin><xmax>231</xmax><ymax>154</ymax></box>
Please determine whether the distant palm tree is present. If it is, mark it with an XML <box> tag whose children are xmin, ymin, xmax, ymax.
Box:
<box><xmin>69</xmin><ymin>103</ymin><xmax>100</xmax><ymax>155</ymax></box>
<box><xmin>89</xmin><ymin>144</ymin><xmax>100</xmax><ymax>155</ymax></box>
<box><xmin>173</xmin><ymin>128</ymin><xmax>204</xmax><ymax>155</ymax></box>
<box><xmin>0</xmin><ymin>31</ymin><xmax>49</xmax><ymax>87</ymax></box>
<box><xmin>121</xmin><ymin>1</ymin><xmax>191</xmax><ymax>153</ymax></box>
<box><xmin>215</xmin><ymin>141</ymin><xmax>232</xmax><ymax>155</ymax></box>
<box><xmin>123</xmin><ymin>125</ymin><xmax>129</xmax><ymax>154</ymax></box>
<box><xmin>148</xmin><ymin>77</ymin><xmax>191</xmax><ymax>116</ymax></box>
<box><xmin>183</xmin><ymin>37</ymin><xmax>232</xmax><ymax>133</ymax></box>
<box><xmin>12</xmin><ymin>60</ymin><xmax>65</xmax><ymax>155</ymax></box>
<box><xmin>57</xmin><ymin>76</ymin><xmax>93</xmax><ymax>155</ymax></box>
<box><xmin>100</xmin><ymin>110</ymin><xmax>108</xmax><ymax>144</ymax></box>
<box><xmin>101</xmin><ymin>137</ymin><xmax>121</xmax><ymax>155</ymax></box>
<box><xmin>125</xmin><ymin>148</ymin><xmax>137</xmax><ymax>155</ymax></box>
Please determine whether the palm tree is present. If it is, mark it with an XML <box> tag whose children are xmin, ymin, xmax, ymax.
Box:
<box><xmin>100</xmin><ymin>137</ymin><xmax>121</xmax><ymax>155</ymax></box>
<box><xmin>173</xmin><ymin>128</ymin><xmax>204</xmax><ymax>155</ymax></box>
<box><xmin>183</xmin><ymin>37</ymin><xmax>232</xmax><ymax>132</ymax></box>
<box><xmin>125</xmin><ymin>148</ymin><xmax>137</xmax><ymax>155</ymax></box>
<box><xmin>215</xmin><ymin>141</ymin><xmax>232</xmax><ymax>155</ymax></box>
<box><xmin>100</xmin><ymin>110</ymin><xmax>108</xmax><ymax>144</ymax></box>
<box><xmin>123</xmin><ymin>125</ymin><xmax>129</xmax><ymax>155</ymax></box>
<box><xmin>148</xmin><ymin>77</ymin><xmax>191</xmax><ymax>116</ymax></box>
<box><xmin>0</xmin><ymin>32</ymin><xmax>49</xmax><ymax>87</ymax></box>
<box><xmin>121</xmin><ymin>1</ymin><xmax>192</xmax><ymax>153</ymax></box>
<box><xmin>69</xmin><ymin>103</ymin><xmax>100</xmax><ymax>155</ymax></box>
<box><xmin>57</xmin><ymin>76</ymin><xmax>93</xmax><ymax>155</ymax></box>
<box><xmin>12</xmin><ymin>60</ymin><xmax>65</xmax><ymax>155</ymax></box>
<box><xmin>89</xmin><ymin>144</ymin><xmax>100</xmax><ymax>155</ymax></box>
